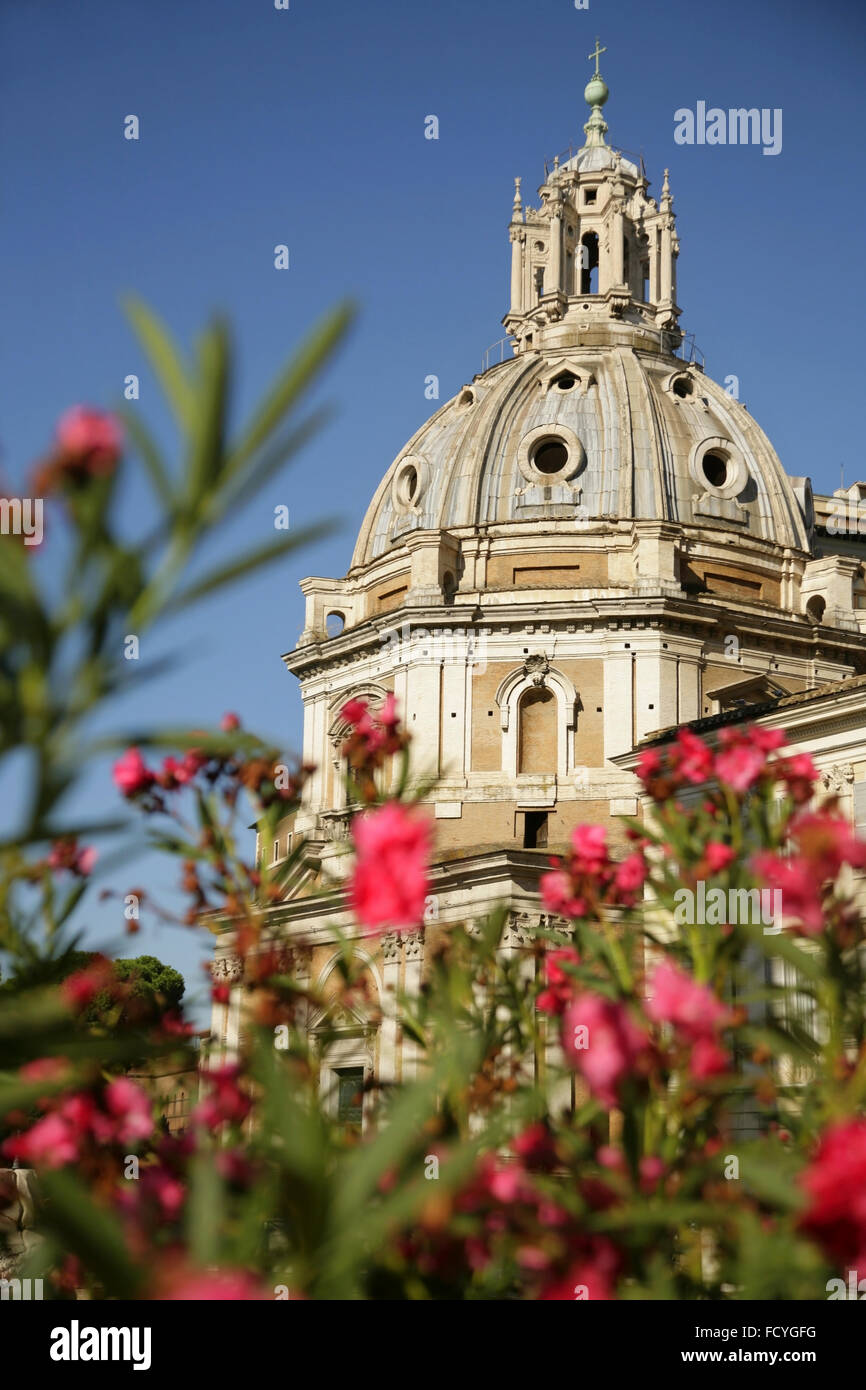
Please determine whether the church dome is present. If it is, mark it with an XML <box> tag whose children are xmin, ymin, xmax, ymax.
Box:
<box><xmin>352</xmin><ymin>60</ymin><xmax>811</xmax><ymax>573</ymax></box>
<box><xmin>351</xmin><ymin>347</ymin><xmax>811</xmax><ymax>570</ymax></box>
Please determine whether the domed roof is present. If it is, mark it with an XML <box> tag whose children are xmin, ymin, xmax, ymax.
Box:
<box><xmin>350</xmin><ymin>348</ymin><xmax>812</xmax><ymax>570</ymax></box>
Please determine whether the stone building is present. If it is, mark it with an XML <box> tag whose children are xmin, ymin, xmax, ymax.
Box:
<box><xmin>210</xmin><ymin>55</ymin><xmax>866</xmax><ymax>1122</ymax></box>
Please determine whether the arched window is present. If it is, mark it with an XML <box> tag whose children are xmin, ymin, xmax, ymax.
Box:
<box><xmin>517</xmin><ymin>687</ymin><xmax>556</xmax><ymax>774</ymax></box>
<box><xmin>580</xmin><ymin>232</ymin><xmax>599</xmax><ymax>294</ymax></box>
<box><xmin>495</xmin><ymin>660</ymin><xmax>578</xmax><ymax>780</ymax></box>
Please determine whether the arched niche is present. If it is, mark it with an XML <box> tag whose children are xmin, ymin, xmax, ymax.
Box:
<box><xmin>494</xmin><ymin>658</ymin><xmax>578</xmax><ymax>779</ymax></box>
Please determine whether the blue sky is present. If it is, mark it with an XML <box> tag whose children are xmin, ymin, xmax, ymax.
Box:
<box><xmin>2</xmin><ymin>0</ymin><xmax>864</xmax><ymax>1020</ymax></box>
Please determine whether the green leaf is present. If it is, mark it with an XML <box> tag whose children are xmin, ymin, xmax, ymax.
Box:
<box><xmin>186</xmin><ymin>1150</ymin><xmax>224</xmax><ymax>1266</ymax></box>
<box><xmin>206</xmin><ymin>406</ymin><xmax>333</xmax><ymax>527</ymax></box>
<box><xmin>38</xmin><ymin>1169</ymin><xmax>144</xmax><ymax>1298</ymax></box>
<box><xmin>187</xmin><ymin>320</ymin><xmax>230</xmax><ymax>508</ymax></box>
<box><xmin>160</xmin><ymin>522</ymin><xmax>336</xmax><ymax>616</ymax></box>
<box><xmin>124</xmin><ymin>297</ymin><xmax>197</xmax><ymax>430</ymax></box>
<box><xmin>225</xmin><ymin>301</ymin><xmax>355</xmax><ymax>477</ymax></box>
<box><xmin>119</xmin><ymin>407</ymin><xmax>176</xmax><ymax>511</ymax></box>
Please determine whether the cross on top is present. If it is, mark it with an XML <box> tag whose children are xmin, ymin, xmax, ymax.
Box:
<box><xmin>588</xmin><ymin>37</ymin><xmax>606</xmax><ymax>76</ymax></box>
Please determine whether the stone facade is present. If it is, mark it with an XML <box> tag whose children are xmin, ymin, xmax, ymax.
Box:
<box><xmin>210</xmin><ymin>62</ymin><xmax>866</xmax><ymax>1117</ymax></box>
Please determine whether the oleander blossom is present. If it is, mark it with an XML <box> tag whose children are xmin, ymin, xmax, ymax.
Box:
<box><xmin>2</xmin><ymin>1077</ymin><xmax>154</xmax><ymax>1168</ymax></box>
<box><xmin>159</xmin><ymin>1269</ymin><xmax>274</xmax><ymax>1301</ymax></box>
<box><xmin>646</xmin><ymin>960</ymin><xmax>729</xmax><ymax>1040</ymax></box>
<box><xmin>799</xmin><ymin>1119</ymin><xmax>866</xmax><ymax>1271</ymax></box>
<box><xmin>635</xmin><ymin>723</ymin><xmax>819</xmax><ymax>808</ymax></box>
<box><xmin>113</xmin><ymin>748</ymin><xmax>155</xmax><ymax>798</ymax></box>
<box><xmin>350</xmin><ymin>802</ymin><xmax>431</xmax><ymax>933</ymax></box>
<box><xmin>47</xmin><ymin>838</ymin><xmax>97</xmax><ymax>877</ymax></box>
<box><xmin>34</xmin><ymin>406</ymin><xmax>124</xmax><ymax>493</ymax></box>
<box><xmin>340</xmin><ymin>694</ymin><xmax>409</xmax><ymax>799</ymax></box>
<box><xmin>753</xmin><ymin>811</ymin><xmax>866</xmax><ymax>936</ymax></box>
<box><xmin>193</xmin><ymin>1064</ymin><xmax>252</xmax><ymax>1130</ymax></box>
<box><xmin>540</xmin><ymin>823</ymin><xmax>648</xmax><ymax>921</ymax></box>
<box><xmin>537</xmin><ymin>946</ymin><xmax>581</xmax><ymax>1015</ymax></box>
<box><xmin>56</xmin><ymin>406</ymin><xmax>124</xmax><ymax>469</ymax></box>
<box><xmin>562</xmin><ymin>993</ymin><xmax>651</xmax><ymax>1108</ymax></box>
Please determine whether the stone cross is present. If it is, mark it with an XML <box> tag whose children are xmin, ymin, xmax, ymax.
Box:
<box><xmin>588</xmin><ymin>37</ymin><xmax>606</xmax><ymax>76</ymax></box>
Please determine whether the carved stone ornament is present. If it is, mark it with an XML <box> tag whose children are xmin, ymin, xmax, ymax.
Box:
<box><xmin>403</xmin><ymin>930</ymin><xmax>425</xmax><ymax>962</ymax></box>
<box><xmin>523</xmin><ymin>653</ymin><xmax>550</xmax><ymax>688</ymax></box>
<box><xmin>380</xmin><ymin>932</ymin><xmax>402</xmax><ymax>962</ymax></box>
<box><xmin>821</xmin><ymin>764</ymin><xmax>854</xmax><ymax>794</ymax></box>
<box><xmin>212</xmin><ymin>954</ymin><xmax>244</xmax><ymax>983</ymax></box>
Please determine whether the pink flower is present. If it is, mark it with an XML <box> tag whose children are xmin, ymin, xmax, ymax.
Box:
<box><xmin>379</xmin><ymin>693</ymin><xmax>399</xmax><ymax>728</ymax></box>
<box><xmin>341</xmin><ymin>697</ymin><xmax>370</xmax><ymax>726</ymax></box>
<box><xmin>46</xmin><ymin>838</ymin><xmax>97</xmax><ymax>876</ymax></box>
<box><xmin>780</xmin><ymin>752</ymin><xmax>819</xmax><ymax>803</ymax></box>
<box><xmin>104</xmin><ymin>1078</ymin><xmax>153</xmax><ymax>1144</ymax></box>
<box><xmin>350</xmin><ymin>803</ymin><xmax>431</xmax><ymax>932</ymax></box>
<box><xmin>61</xmin><ymin>956</ymin><xmax>114</xmax><ymax>1010</ymax></box>
<box><xmin>78</xmin><ymin>846</ymin><xmax>98</xmax><ymax>875</ymax></box>
<box><xmin>56</xmin><ymin>406</ymin><xmax>123</xmax><ymax>472</ymax></box>
<box><xmin>160</xmin><ymin>1270</ymin><xmax>273</xmax><ymax>1301</ymax></box>
<box><xmin>539</xmin><ymin>1238</ymin><xmax>621</xmax><ymax>1300</ymax></box>
<box><xmin>639</xmin><ymin>1156</ymin><xmax>666</xmax><ymax>1191</ymax></box>
<box><xmin>703</xmin><ymin>842</ymin><xmax>735</xmax><ymax>873</ymax></box>
<box><xmin>646</xmin><ymin>960</ymin><xmax>728</xmax><ymax>1039</ymax></box>
<box><xmin>792</xmin><ymin>812</ymin><xmax>866</xmax><ymax>876</ymax></box>
<box><xmin>193</xmin><ymin>1064</ymin><xmax>251</xmax><ymax>1130</ymax></box>
<box><xmin>689</xmin><ymin>1036</ymin><xmax>730</xmax><ymax>1079</ymax></box>
<box><xmin>113</xmin><ymin>748</ymin><xmax>154</xmax><ymax>797</ymax></box>
<box><xmin>562</xmin><ymin>994</ymin><xmax>649</xmax><ymax>1108</ymax></box>
<box><xmin>613</xmin><ymin>851</ymin><xmax>647</xmax><ymax>896</ymax></box>
<box><xmin>220</xmin><ymin>712</ymin><xmax>241</xmax><ymax>732</ymax></box>
<box><xmin>143</xmin><ymin>1167</ymin><xmax>186</xmax><ymax>1219</ymax></box>
<box><xmin>513</xmin><ymin>1122</ymin><xmax>558</xmax><ymax>1171</ymax></box>
<box><xmin>571</xmin><ymin>823</ymin><xmax>608</xmax><ymax>868</ymax></box>
<box><xmin>752</xmin><ymin>852</ymin><xmax>824</xmax><ymax>935</ymax></box>
<box><xmin>674</xmin><ymin>729</ymin><xmax>714</xmax><ymax>785</ymax></box>
<box><xmin>746</xmin><ymin>727</ymin><xmax>786</xmax><ymax>753</ymax></box>
<box><xmin>487</xmin><ymin>1166</ymin><xmax>528</xmax><ymax>1204</ymax></box>
<box><xmin>596</xmin><ymin>1145</ymin><xmax>626</xmax><ymax>1172</ymax></box>
<box><xmin>3</xmin><ymin>1112</ymin><xmax>79</xmax><ymax>1168</ymax></box>
<box><xmin>540</xmin><ymin>870</ymin><xmax>586</xmax><ymax>921</ymax></box>
<box><xmin>799</xmin><ymin>1120</ymin><xmax>866</xmax><ymax>1271</ymax></box>
<box><xmin>715</xmin><ymin>743</ymin><xmax>766</xmax><ymax>794</ymax></box>
<box><xmin>20</xmin><ymin>1057</ymin><xmax>68</xmax><ymax>1087</ymax></box>
<box><xmin>537</xmin><ymin>946</ymin><xmax>580</xmax><ymax>1014</ymax></box>
<box><xmin>636</xmin><ymin>747</ymin><xmax>664</xmax><ymax>783</ymax></box>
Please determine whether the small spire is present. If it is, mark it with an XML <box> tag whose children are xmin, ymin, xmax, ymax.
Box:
<box><xmin>512</xmin><ymin>176</ymin><xmax>523</xmax><ymax>218</ymax></box>
<box><xmin>582</xmin><ymin>36</ymin><xmax>609</xmax><ymax>149</ymax></box>
<box><xmin>661</xmin><ymin>167</ymin><xmax>673</xmax><ymax>209</ymax></box>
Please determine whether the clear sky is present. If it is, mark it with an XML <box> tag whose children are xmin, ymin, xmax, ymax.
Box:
<box><xmin>2</xmin><ymin>0</ymin><xmax>864</xmax><ymax>1021</ymax></box>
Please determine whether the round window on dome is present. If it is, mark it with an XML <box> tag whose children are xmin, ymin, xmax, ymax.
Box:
<box><xmin>672</xmin><ymin>375</ymin><xmax>694</xmax><ymax>400</ymax></box>
<box><xmin>688</xmin><ymin>436</ymin><xmax>748</xmax><ymax>501</ymax></box>
<box><xmin>531</xmin><ymin>438</ymin><xmax>569</xmax><ymax>475</ymax></box>
<box><xmin>554</xmin><ymin>373</ymin><xmax>578</xmax><ymax>392</ymax></box>
<box><xmin>518</xmin><ymin>424</ymin><xmax>586</xmax><ymax>487</ymax></box>
<box><xmin>391</xmin><ymin>455</ymin><xmax>426</xmax><ymax>515</ymax></box>
<box><xmin>701</xmin><ymin>451</ymin><xmax>729</xmax><ymax>488</ymax></box>
<box><xmin>397</xmin><ymin>465</ymin><xmax>418</xmax><ymax>503</ymax></box>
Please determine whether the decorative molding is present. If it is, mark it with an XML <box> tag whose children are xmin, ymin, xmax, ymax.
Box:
<box><xmin>380</xmin><ymin>932</ymin><xmax>402</xmax><ymax>962</ymax></box>
<box><xmin>403</xmin><ymin>930</ymin><xmax>425</xmax><ymax>962</ymax></box>
<box><xmin>821</xmin><ymin>763</ymin><xmax>854</xmax><ymax>794</ymax></box>
<box><xmin>212</xmin><ymin>954</ymin><xmax>244</xmax><ymax>983</ymax></box>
